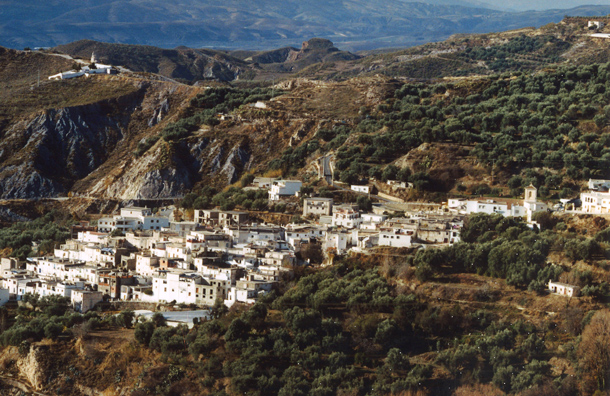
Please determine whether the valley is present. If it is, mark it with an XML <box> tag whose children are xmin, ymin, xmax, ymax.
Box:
<box><xmin>0</xmin><ymin>14</ymin><xmax>610</xmax><ymax>396</ymax></box>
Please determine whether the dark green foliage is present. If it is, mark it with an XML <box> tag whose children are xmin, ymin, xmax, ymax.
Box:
<box><xmin>413</xmin><ymin>214</ymin><xmax>564</xmax><ymax>289</ymax></box>
<box><xmin>133</xmin><ymin>136</ymin><xmax>160</xmax><ymax>157</ymax></box>
<box><xmin>134</xmin><ymin>321</ymin><xmax>155</xmax><ymax>345</ymax></box>
<box><xmin>179</xmin><ymin>185</ymin><xmax>268</xmax><ymax>212</ymax></box>
<box><xmin>272</xmin><ymin>62</ymin><xmax>610</xmax><ymax>192</ymax></box>
<box><xmin>564</xmin><ymin>238</ymin><xmax>600</xmax><ymax>261</ymax></box>
<box><xmin>162</xmin><ymin>87</ymin><xmax>282</xmax><ymax>142</ymax></box>
<box><xmin>0</xmin><ymin>210</ymin><xmax>70</xmax><ymax>259</ymax></box>
<box><xmin>116</xmin><ymin>310</ymin><xmax>135</xmax><ymax>328</ymax></box>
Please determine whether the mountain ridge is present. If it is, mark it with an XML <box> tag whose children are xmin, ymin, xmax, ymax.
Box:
<box><xmin>2</xmin><ymin>1</ymin><xmax>610</xmax><ymax>51</ymax></box>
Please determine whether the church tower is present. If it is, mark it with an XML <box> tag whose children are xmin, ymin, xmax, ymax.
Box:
<box><xmin>91</xmin><ymin>52</ymin><xmax>97</xmax><ymax>64</ymax></box>
<box><xmin>524</xmin><ymin>184</ymin><xmax>537</xmax><ymax>203</ymax></box>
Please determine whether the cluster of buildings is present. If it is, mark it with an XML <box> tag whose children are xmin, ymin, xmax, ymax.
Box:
<box><xmin>301</xmin><ymin>198</ymin><xmax>463</xmax><ymax>254</ymax></box>
<box><xmin>0</xmin><ymin>206</ymin><xmax>291</xmax><ymax>312</ymax></box>
<box><xmin>1</xmin><ymin>178</ymin><xmax>593</xmax><ymax>311</ymax></box>
<box><xmin>0</xmin><ymin>193</ymin><xmax>466</xmax><ymax>312</ymax></box>
<box><xmin>580</xmin><ymin>179</ymin><xmax>610</xmax><ymax>214</ymax></box>
<box><xmin>447</xmin><ymin>185</ymin><xmax>548</xmax><ymax>223</ymax></box>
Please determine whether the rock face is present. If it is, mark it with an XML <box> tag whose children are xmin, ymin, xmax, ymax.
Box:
<box><xmin>0</xmin><ymin>101</ymin><xmax>128</xmax><ymax>198</ymax></box>
<box><xmin>17</xmin><ymin>344</ymin><xmax>51</xmax><ymax>390</ymax></box>
<box><xmin>0</xmin><ymin>80</ymin><xmax>195</xmax><ymax>199</ymax></box>
<box><xmin>301</xmin><ymin>38</ymin><xmax>335</xmax><ymax>51</ymax></box>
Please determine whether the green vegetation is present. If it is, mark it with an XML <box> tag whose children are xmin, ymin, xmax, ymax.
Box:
<box><xmin>134</xmin><ymin>136</ymin><xmax>160</xmax><ymax>157</ymax></box>
<box><xmin>160</xmin><ymin>87</ymin><xmax>282</xmax><ymax>142</ymax></box>
<box><xmin>0</xmin><ymin>210</ymin><xmax>70</xmax><ymax>259</ymax></box>
<box><xmin>0</xmin><ymin>295</ymin><xmax>135</xmax><ymax>347</ymax></box>
<box><xmin>180</xmin><ymin>185</ymin><xmax>289</xmax><ymax>212</ymax></box>
<box><xmin>272</xmin><ymin>62</ymin><xmax>610</xmax><ymax>197</ymax></box>
<box><xmin>460</xmin><ymin>35</ymin><xmax>569</xmax><ymax>72</ymax></box>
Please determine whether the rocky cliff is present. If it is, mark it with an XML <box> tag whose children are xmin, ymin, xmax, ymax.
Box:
<box><xmin>0</xmin><ymin>46</ymin><xmax>398</xmax><ymax>200</ymax></box>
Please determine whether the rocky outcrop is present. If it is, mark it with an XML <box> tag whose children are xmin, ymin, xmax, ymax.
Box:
<box><xmin>0</xmin><ymin>98</ymin><xmax>132</xmax><ymax>198</ymax></box>
<box><xmin>16</xmin><ymin>344</ymin><xmax>51</xmax><ymax>390</ymax></box>
<box><xmin>0</xmin><ymin>80</ymin><xmax>196</xmax><ymax>199</ymax></box>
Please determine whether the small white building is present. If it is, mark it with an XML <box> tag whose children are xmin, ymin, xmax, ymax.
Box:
<box><xmin>361</xmin><ymin>213</ymin><xmax>387</xmax><ymax>224</ymax></box>
<box><xmin>97</xmin><ymin>207</ymin><xmax>169</xmax><ymax>233</ymax></box>
<box><xmin>548</xmin><ymin>280</ymin><xmax>579</xmax><ymax>297</ymax></box>
<box><xmin>351</xmin><ymin>185</ymin><xmax>370</xmax><ymax>194</ymax></box>
<box><xmin>589</xmin><ymin>20</ymin><xmax>605</xmax><ymax>29</ymax></box>
<box><xmin>332</xmin><ymin>206</ymin><xmax>361</xmax><ymax>229</ymax></box>
<box><xmin>303</xmin><ymin>197</ymin><xmax>333</xmax><ymax>216</ymax></box>
<box><xmin>465</xmin><ymin>199</ymin><xmax>526</xmax><ymax>217</ymax></box>
<box><xmin>269</xmin><ymin>180</ymin><xmax>302</xmax><ymax>200</ymax></box>
<box><xmin>523</xmin><ymin>185</ymin><xmax>548</xmax><ymax>222</ymax></box>
<box><xmin>166</xmin><ymin>222</ymin><xmax>198</xmax><ymax>237</ymax></box>
<box><xmin>378</xmin><ymin>229</ymin><xmax>412</xmax><ymax>248</ymax></box>
<box><xmin>324</xmin><ymin>231</ymin><xmax>351</xmax><ymax>254</ymax></box>
<box><xmin>588</xmin><ymin>179</ymin><xmax>610</xmax><ymax>191</ymax></box>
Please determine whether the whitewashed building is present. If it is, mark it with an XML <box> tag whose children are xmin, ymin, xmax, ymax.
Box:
<box><xmin>303</xmin><ymin>197</ymin><xmax>333</xmax><ymax>216</ymax></box>
<box><xmin>548</xmin><ymin>281</ymin><xmax>579</xmax><ymax>297</ymax></box>
<box><xmin>378</xmin><ymin>229</ymin><xmax>413</xmax><ymax>248</ymax></box>
<box><xmin>269</xmin><ymin>180</ymin><xmax>302</xmax><ymax>200</ymax></box>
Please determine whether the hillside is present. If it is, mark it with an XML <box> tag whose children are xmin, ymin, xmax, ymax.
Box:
<box><xmin>50</xmin><ymin>19</ymin><xmax>610</xmax><ymax>85</ymax></box>
<box><xmin>2</xmin><ymin>1</ymin><xmax>610</xmax><ymax>51</ymax></box>
<box><xmin>53</xmin><ymin>40</ymin><xmax>254</xmax><ymax>82</ymax></box>
<box><xmin>0</xmin><ymin>18</ymin><xmax>609</xmax><ymax>204</ymax></box>
<box><xmin>3</xmin><ymin>212</ymin><xmax>610</xmax><ymax>395</ymax></box>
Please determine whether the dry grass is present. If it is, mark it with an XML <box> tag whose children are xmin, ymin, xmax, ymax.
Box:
<box><xmin>0</xmin><ymin>76</ymin><xmax>139</xmax><ymax>121</ymax></box>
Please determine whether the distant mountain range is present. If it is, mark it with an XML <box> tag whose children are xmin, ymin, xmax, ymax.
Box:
<box><xmin>1</xmin><ymin>1</ymin><xmax>610</xmax><ymax>51</ymax></box>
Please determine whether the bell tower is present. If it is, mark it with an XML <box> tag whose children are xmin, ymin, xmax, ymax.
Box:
<box><xmin>524</xmin><ymin>184</ymin><xmax>537</xmax><ymax>203</ymax></box>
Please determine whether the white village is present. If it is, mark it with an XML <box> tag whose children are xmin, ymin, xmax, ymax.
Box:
<box><xmin>0</xmin><ymin>173</ymin><xmax>600</xmax><ymax>314</ymax></box>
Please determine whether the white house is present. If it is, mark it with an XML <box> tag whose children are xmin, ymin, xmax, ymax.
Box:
<box><xmin>324</xmin><ymin>231</ymin><xmax>351</xmax><ymax>254</ymax></box>
<box><xmin>269</xmin><ymin>180</ymin><xmax>302</xmax><ymax>200</ymax></box>
<box><xmin>581</xmin><ymin>191</ymin><xmax>610</xmax><ymax>214</ymax></box>
<box><xmin>465</xmin><ymin>199</ymin><xmax>526</xmax><ymax>217</ymax></box>
<box><xmin>121</xmin><ymin>207</ymin><xmax>152</xmax><ymax>217</ymax></box>
<box><xmin>136</xmin><ymin>254</ymin><xmax>160</xmax><ymax>278</ymax></box>
<box><xmin>332</xmin><ymin>206</ymin><xmax>361</xmax><ymax>229</ymax></box>
<box><xmin>152</xmin><ymin>271</ymin><xmax>229</xmax><ymax>305</ymax></box>
<box><xmin>588</xmin><ymin>179</ymin><xmax>610</xmax><ymax>191</ymax></box>
<box><xmin>166</xmin><ymin>221</ymin><xmax>198</xmax><ymax>236</ymax></box>
<box><xmin>77</xmin><ymin>231</ymin><xmax>109</xmax><ymax>244</ymax></box>
<box><xmin>589</xmin><ymin>20</ymin><xmax>605</xmax><ymax>29</ymax></box>
<box><xmin>361</xmin><ymin>213</ymin><xmax>387</xmax><ymax>224</ymax></box>
<box><xmin>303</xmin><ymin>197</ymin><xmax>333</xmax><ymax>216</ymax></box>
<box><xmin>2</xmin><ymin>274</ymin><xmax>40</xmax><ymax>300</ymax></box>
<box><xmin>523</xmin><ymin>185</ymin><xmax>548</xmax><ymax>222</ymax></box>
<box><xmin>97</xmin><ymin>207</ymin><xmax>169</xmax><ymax>233</ymax></box>
<box><xmin>548</xmin><ymin>280</ymin><xmax>579</xmax><ymax>297</ymax></box>
<box><xmin>378</xmin><ymin>229</ymin><xmax>412</xmax><ymax>248</ymax></box>
<box><xmin>225</xmin><ymin>226</ymin><xmax>284</xmax><ymax>245</ymax></box>
<box><xmin>351</xmin><ymin>185</ymin><xmax>370</xmax><ymax>194</ymax></box>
